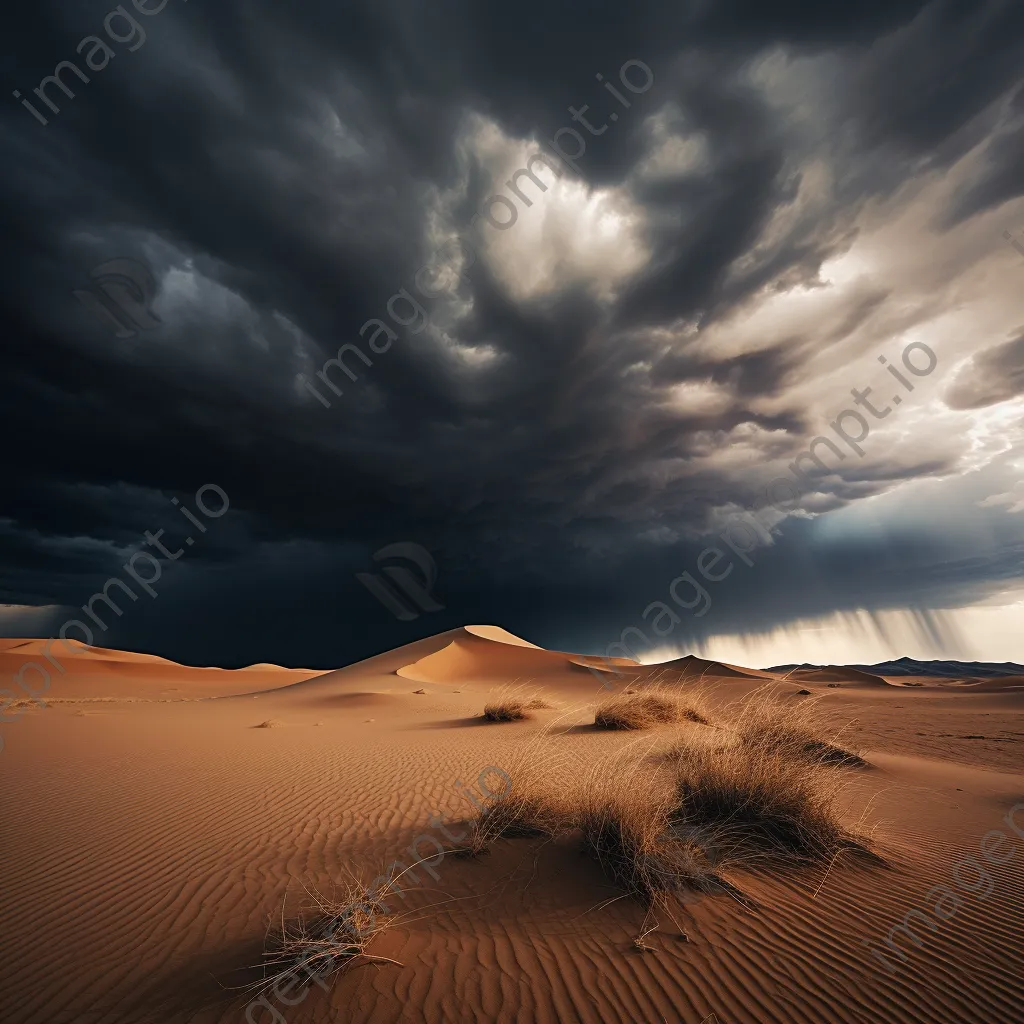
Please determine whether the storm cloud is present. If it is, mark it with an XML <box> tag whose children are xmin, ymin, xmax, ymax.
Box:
<box><xmin>2</xmin><ymin>0</ymin><xmax>1023</xmax><ymax>668</ymax></box>
<box><xmin>945</xmin><ymin>333</ymin><xmax>1024</xmax><ymax>410</ymax></box>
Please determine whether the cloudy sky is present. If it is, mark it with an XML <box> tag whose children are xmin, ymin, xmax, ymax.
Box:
<box><xmin>2</xmin><ymin>0</ymin><xmax>1023</xmax><ymax>669</ymax></box>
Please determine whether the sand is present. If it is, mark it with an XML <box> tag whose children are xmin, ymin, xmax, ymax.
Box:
<box><xmin>1</xmin><ymin>627</ymin><xmax>1022</xmax><ymax>1023</ymax></box>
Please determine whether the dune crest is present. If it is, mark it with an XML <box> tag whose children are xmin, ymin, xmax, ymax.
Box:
<box><xmin>652</xmin><ymin>653</ymin><xmax>774</xmax><ymax>681</ymax></box>
<box><xmin>462</xmin><ymin>624</ymin><xmax>543</xmax><ymax>648</ymax></box>
<box><xmin>395</xmin><ymin>626</ymin><xmax>637</xmax><ymax>686</ymax></box>
<box><xmin>0</xmin><ymin>637</ymin><xmax>322</xmax><ymax>700</ymax></box>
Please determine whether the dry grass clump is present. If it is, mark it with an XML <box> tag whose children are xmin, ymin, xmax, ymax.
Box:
<box><xmin>459</xmin><ymin>786</ymin><xmax>568</xmax><ymax>855</ymax></box>
<box><xmin>577</xmin><ymin>777</ymin><xmax>729</xmax><ymax>905</ymax></box>
<box><xmin>482</xmin><ymin>684</ymin><xmax>555</xmax><ymax>722</ymax></box>
<box><xmin>730</xmin><ymin>685</ymin><xmax>865</xmax><ymax>767</ymax></box>
<box><xmin>666</xmin><ymin>739</ymin><xmax>865</xmax><ymax>861</ymax></box>
<box><xmin>456</xmin><ymin>743</ymin><xmax>575</xmax><ymax>855</ymax></box>
<box><xmin>594</xmin><ymin>685</ymin><xmax>713</xmax><ymax>731</ymax></box>
<box><xmin>570</xmin><ymin>753</ymin><xmax>754</xmax><ymax>946</ymax></box>
<box><xmin>466</xmin><ymin>743</ymin><xmax>741</xmax><ymax>914</ymax></box>
<box><xmin>461</xmin><ymin>710</ymin><xmax>873</xmax><ymax>924</ymax></box>
<box><xmin>253</xmin><ymin>879</ymin><xmax>400</xmax><ymax>1002</ymax></box>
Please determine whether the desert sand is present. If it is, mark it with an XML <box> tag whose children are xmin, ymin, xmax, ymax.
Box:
<box><xmin>1</xmin><ymin>626</ymin><xmax>1022</xmax><ymax>1023</ymax></box>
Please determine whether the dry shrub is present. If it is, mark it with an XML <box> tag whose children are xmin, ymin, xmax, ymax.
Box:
<box><xmin>253</xmin><ymin>878</ymin><xmax>400</xmax><ymax>1002</ymax></box>
<box><xmin>456</xmin><ymin>741</ymin><xmax>575</xmax><ymax>855</ymax></box>
<box><xmin>459</xmin><ymin>786</ymin><xmax>567</xmax><ymax>854</ymax></box>
<box><xmin>464</xmin><ymin>739</ymin><xmax>739</xmax><ymax>913</ymax></box>
<box><xmin>482</xmin><ymin>683</ymin><xmax>555</xmax><ymax>722</ymax></box>
<box><xmin>730</xmin><ymin>685</ymin><xmax>865</xmax><ymax>767</ymax></box>
<box><xmin>594</xmin><ymin>684</ymin><xmax>713</xmax><ymax>731</ymax></box>
<box><xmin>666</xmin><ymin>738</ymin><xmax>866</xmax><ymax>861</ymax></box>
<box><xmin>575</xmin><ymin>759</ymin><xmax>732</xmax><ymax>906</ymax></box>
<box><xmin>462</xmin><ymin>709</ymin><xmax>873</xmax><ymax>920</ymax></box>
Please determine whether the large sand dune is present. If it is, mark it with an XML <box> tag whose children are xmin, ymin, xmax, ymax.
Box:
<box><xmin>1</xmin><ymin>629</ymin><xmax>1022</xmax><ymax>1024</ymax></box>
<box><xmin>394</xmin><ymin>625</ymin><xmax>639</xmax><ymax>689</ymax></box>
<box><xmin>656</xmin><ymin>652</ymin><xmax>777</xmax><ymax>681</ymax></box>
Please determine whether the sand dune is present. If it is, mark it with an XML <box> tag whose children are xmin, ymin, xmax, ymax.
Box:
<box><xmin>463</xmin><ymin>624</ymin><xmax>544</xmax><ymax>648</ymax></box>
<box><xmin>1</xmin><ymin>628</ymin><xmax>1022</xmax><ymax>1024</ymax></box>
<box><xmin>394</xmin><ymin>625</ymin><xmax>640</xmax><ymax>691</ymax></box>
<box><xmin>0</xmin><ymin>637</ymin><xmax>323</xmax><ymax>700</ymax></box>
<box><xmin>784</xmin><ymin>665</ymin><xmax>892</xmax><ymax>687</ymax></box>
<box><xmin>654</xmin><ymin>652</ymin><xmax>776</xmax><ymax>681</ymax></box>
<box><xmin>954</xmin><ymin>674</ymin><xmax>1024</xmax><ymax>692</ymax></box>
<box><xmin>3</xmin><ymin>637</ymin><xmax>181</xmax><ymax>663</ymax></box>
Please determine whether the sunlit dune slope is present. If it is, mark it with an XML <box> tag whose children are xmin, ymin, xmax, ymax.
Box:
<box><xmin>0</xmin><ymin>638</ymin><xmax>323</xmax><ymax>699</ymax></box>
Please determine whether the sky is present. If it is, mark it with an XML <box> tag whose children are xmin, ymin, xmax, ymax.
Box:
<box><xmin>2</xmin><ymin>0</ymin><xmax>1023</xmax><ymax>670</ymax></box>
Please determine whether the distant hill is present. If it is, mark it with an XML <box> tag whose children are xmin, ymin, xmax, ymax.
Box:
<box><xmin>768</xmin><ymin>656</ymin><xmax>1024</xmax><ymax>678</ymax></box>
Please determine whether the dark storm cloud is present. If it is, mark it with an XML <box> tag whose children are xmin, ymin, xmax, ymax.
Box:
<box><xmin>1</xmin><ymin>0</ymin><xmax>1023</xmax><ymax>666</ymax></box>
<box><xmin>944</xmin><ymin>333</ymin><xmax>1024</xmax><ymax>410</ymax></box>
<box><xmin>944</xmin><ymin>82</ymin><xmax>1024</xmax><ymax>226</ymax></box>
<box><xmin>848</xmin><ymin>1</ymin><xmax>1024</xmax><ymax>158</ymax></box>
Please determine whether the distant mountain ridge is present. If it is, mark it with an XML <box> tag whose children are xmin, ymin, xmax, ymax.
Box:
<box><xmin>767</xmin><ymin>656</ymin><xmax>1024</xmax><ymax>678</ymax></box>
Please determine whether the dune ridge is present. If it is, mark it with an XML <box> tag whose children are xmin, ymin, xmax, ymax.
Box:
<box><xmin>782</xmin><ymin>666</ymin><xmax>891</xmax><ymax>687</ymax></box>
<box><xmin>0</xmin><ymin>637</ymin><xmax>323</xmax><ymax>703</ymax></box>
